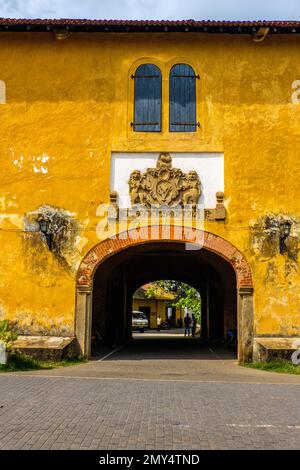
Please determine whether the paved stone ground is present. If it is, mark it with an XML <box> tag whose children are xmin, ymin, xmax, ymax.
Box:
<box><xmin>1</xmin><ymin>333</ymin><xmax>300</xmax><ymax>450</ymax></box>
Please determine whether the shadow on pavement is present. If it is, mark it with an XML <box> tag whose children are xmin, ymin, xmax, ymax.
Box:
<box><xmin>95</xmin><ymin>333</ymin><xmax>236</xmax><ymax>361</ymax></box>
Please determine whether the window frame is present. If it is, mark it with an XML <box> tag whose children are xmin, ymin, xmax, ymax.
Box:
<box><xmin>169</xmin><ymin>63</ymin><xmax>199</xmax><ymax>133</ymax></box>
<box><xmin>132</xmin><ymin>63</ymin><xmax>162</xmax><ymax>133</ymax></box>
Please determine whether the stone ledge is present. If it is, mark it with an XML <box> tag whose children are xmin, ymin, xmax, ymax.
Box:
<box><xmin>253</xmin><ymin>337</ymin><xmax>300</xmax><ymax>362</ymax></box>
<box><xmin>13</xmin><ymin>335</ymin><xmax>77</xmax><ymax>361</ymax></box>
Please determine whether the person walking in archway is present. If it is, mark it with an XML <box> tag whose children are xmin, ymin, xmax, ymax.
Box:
<box><xmin>191</xmin><ymin>313</ymin><xmax>197</xmax><ymax>337</ymax></box>
<box><xmin>184</xmin><ymin>313</ymin><xmax>191</xmax><ymax>337</ymax></box>
<box><xmin>157</xmin><ymin>315</ymin><xmax>162</xmax><ymax>332</ymax></box>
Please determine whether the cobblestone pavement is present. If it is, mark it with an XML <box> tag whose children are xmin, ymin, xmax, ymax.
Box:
<box><xmin>1</xmin><ymin>334</ymin><xmax>300</xmax><ymax>450</ymax></box>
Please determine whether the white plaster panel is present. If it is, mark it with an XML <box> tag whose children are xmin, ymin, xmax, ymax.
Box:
<box><xmin>110</xmin><ymin>152</ymin><xmax>224</xmax><ymax>208</ymax></box>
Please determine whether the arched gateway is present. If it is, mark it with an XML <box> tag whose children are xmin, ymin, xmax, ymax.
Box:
<box><xmin>75</xmin><ymin>226</ymin><xmax>253</xmax><ymax>362</ymax></box>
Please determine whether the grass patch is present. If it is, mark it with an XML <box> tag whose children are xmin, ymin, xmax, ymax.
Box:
<box><xmin>243</xmin><ymin>359</ymin><xmax>300</xmax><ymax>375</ymax></box>
<box><xmin>0</xmin><ymin>352</ymin><xmax>86</xmax><ymax>373</ymax></box>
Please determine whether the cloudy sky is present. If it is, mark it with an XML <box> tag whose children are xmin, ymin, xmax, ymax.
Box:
<box><xmin>0</xmin><ymin>0</ymin><xmax>299</xmax><ymax>20</ymax></box>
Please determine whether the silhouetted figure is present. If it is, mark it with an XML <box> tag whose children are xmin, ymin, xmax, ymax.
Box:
<box><xmin>91</xmin><ymin>327</ymin><xmax>103</xmax><ymax>355</ymax></box>
<box><xmin>191</xmin><ymin>314</ymin><xmax>196</xmax><ymax>337</ymax></box>
<box><xmin>157</xmin><ymin>315</ymin><xmax>162</xmax><ymax>332</ymax></box>
<box><xmin>227</xmin><ymin>321</ymin><xmax>237</xmax><ymax>352</ymax></box>
<box><xmin>184</xmin><ymin>314</ymin><xmax>191</xmax><ymax>336</ymax></box>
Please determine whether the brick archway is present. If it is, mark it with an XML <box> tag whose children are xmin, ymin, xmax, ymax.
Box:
<box><xmin>77</xmin><ymin>226</ymin><xmax>253</xmax><ymax>289</ymax></box>
<box><xmin>75</xmin><ymin>226</ymin><xmax>253</xmax><ymax>362</ymax></box>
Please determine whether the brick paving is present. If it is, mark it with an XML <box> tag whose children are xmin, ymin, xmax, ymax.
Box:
<box><xmin>0</xmin><ymin>334</ymin><xmax>300</xmax><ymax>450</ymax></box>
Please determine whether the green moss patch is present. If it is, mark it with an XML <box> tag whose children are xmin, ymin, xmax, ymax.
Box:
<box><xmin>0</xmin><ymin>352</ymin><xmax>86</xmax><ymax>372</ymax></box>
<box><xmin>243</xmin><ymin>360</ymin><xmax>300</xmax><ymax>375</ymax></box>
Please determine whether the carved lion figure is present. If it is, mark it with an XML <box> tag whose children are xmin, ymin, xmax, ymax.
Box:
<box><xmin>128</xmin><ymin>170</ymin><xmax>143</xmax><ymax>205</ymax></box>
<box><xmin>182</xmin><ymin>170</ymin><xmax>201</xmax><ymax>207</ymax></box>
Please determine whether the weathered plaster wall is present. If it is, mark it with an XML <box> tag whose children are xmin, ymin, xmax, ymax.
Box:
<box><xmin>0</xmin><ymin>32</ymin><xmax>300</xmax><ymax>337</ymax></box>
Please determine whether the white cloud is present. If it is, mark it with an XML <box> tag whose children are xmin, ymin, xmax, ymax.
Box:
<box><xmin>0</xmin><ymin>0</ymin><xmax>299</xmax><ymax>20</ymax></box>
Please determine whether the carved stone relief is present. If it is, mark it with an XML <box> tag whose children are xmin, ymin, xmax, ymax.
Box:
<box><xmin>110</xmin><ymin>152</ymin><xmax>225</xmax><ymax>221</ymax></box>
<box><xmin>128</xmin><ymin>153</ymin><xmax>201</xmax><ymax>209</ymax></box>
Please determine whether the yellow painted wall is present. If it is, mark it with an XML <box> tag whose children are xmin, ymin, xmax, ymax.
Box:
<box><xmin>0</xmin><ymin>32</ymin><xmax>300</xmax><ymax>337</ymax></box>
<box><xmin>132</xmin><ymin>299</ymin><xmax>183</xmax><ymax>328</ymax></box>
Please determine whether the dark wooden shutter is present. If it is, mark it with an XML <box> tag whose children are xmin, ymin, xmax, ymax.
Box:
<box><xmin>169</xmin><ymin>64</ymin><xmax>197</xmax><ymax>132</ymax></box>
<box><xmin>133</xmin><ymin>64</ymin><xmax>162</xmax><ymax>132</ymax></box>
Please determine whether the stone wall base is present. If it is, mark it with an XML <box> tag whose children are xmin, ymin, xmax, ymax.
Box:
<box><xmin>253</xmin><ymin>337</ymin><xmax>300</xmax><ymax>362</ymax></box>
<box><xmin>13</xmin><ymin>336</ymin><xmax>79</xmax><ymax>361</ymax></box>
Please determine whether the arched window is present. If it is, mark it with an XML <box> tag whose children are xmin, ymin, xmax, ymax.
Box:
<box><xmin>132</xmin><ymin>64</ymin><xmax>162</xmax><ymax>132</ymax></box>
<box><xmin>169</xmin><ymin>64</ymin><xmax>198</xmax><ymax>132</ymax></box>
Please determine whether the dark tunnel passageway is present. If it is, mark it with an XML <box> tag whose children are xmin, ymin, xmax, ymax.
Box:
<box><xmin>91</xmin><ymin>242</ymin><xmax>237</xmax><ymax>357</ymax></box>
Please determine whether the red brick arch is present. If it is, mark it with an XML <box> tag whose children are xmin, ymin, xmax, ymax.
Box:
<box><xmin>76</xmin><ymin>226</ymin><xmax>253</xmax><ymax>289</ymax></box>
<box><xmin>75</xmin><ymin>225</ymin><xmax>254</xmax><ymax>361</ymax></box>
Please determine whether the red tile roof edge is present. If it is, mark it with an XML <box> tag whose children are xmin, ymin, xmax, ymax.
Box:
<box><xmin>0</xmin><ymin>19</ymin><xmax>299</xmax><ymax>25</ymax></box>
<box><xmin>0</xmin><ymin>18</ymin><xmax>300</xmax><ymax>32</ymax></box>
